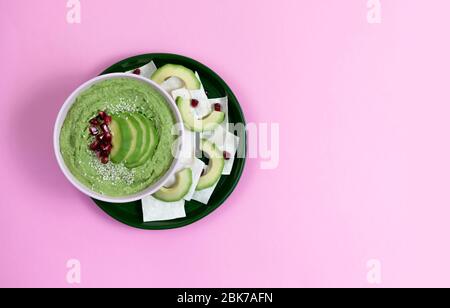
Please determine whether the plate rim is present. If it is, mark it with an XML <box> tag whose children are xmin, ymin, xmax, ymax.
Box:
<box><xmin>94</xmin><ymin>53</ymin><xmax>247</xmax><ymax>230</ymax></box>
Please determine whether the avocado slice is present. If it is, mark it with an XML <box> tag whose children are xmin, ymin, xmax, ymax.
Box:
<box><xmin>123</xmin><ymin>114</ymin><xmax>145</xmax><ymax>167</ymax></box>
<box><xmin>121</xmin><ymin>114</ymin><xmax>141</xmax><ymax>165</ymax></box>
<box><xmin>196</xmin><ymin>140</ymin><xmax>225</xmax><ymax>191</ymax></box>
<box><xmin>153</xmin><ymin>168</ymin><xmax>193</xmax><ymax>202</ymax></box>
<box><xmin>110</xmin><ymin>115</ymin><xmax>132</xmax><ymax>164</ymax></box>
<box><xmin>176</xmin><ymin>97</ymin><xmax>225</xmax><ymax>132</ymax></box>
<box><xmin>151</xmin><ymin>64</ymin><xmax>201</xmax><ymax>90</ymax></box>
<box><xmin>126</xmin><ymin>113</ymin><xmax>159</xmax><ymax>168</ymax></box>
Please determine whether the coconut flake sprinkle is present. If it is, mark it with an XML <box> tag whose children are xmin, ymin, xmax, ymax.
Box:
<box><xmin>88</xmin><ymin>159</ymin><xmax>135</xmax><ymax>186</ymax></box>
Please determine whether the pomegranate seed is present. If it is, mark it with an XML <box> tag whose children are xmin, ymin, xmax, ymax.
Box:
<box><xmin>97</xmin><ymin>134</ymin><xmax>112</xmax><ymax>145</ymax></box>
<box><xmin>89</xmin><ymin>118</ymin><xmax>99</xmax><ymax>125</ymax></box>
<box><xmin>98</xmin><ymin>111</ymin><xmax>107</xmax><ymax>120</ymax></box>
<box><xmin>133</xmin><ymin>68</ymin><xmax>141</xmax><ymax>75</ymax></box>
<box><xmin>223</xmin><ymin>151</ymin><xmax>231</xmax><ymax>160</ymax></box>
<box><xmin>214</xmin><ymin>103</ymin><xmax>221</xmax><ymax>111</ymax></box>
<box><xmin>104</xmin><ymin>132</ymin><xmax>112</xmax><ymax>142</ymax></box>
<box><xmin>101</xmin><ymin>149</ymin><xmax>110</xmax><ymax>157</ymax></box>
<box><xmin>89</xmin><ymin>126</ymin><xmax>99</xmax><ymax>136</ymax></box>
<box><xmin>104</xmin><ymin>115</ymin><xmax>112</xmax><ymax>125</ymax></box>
<box><xmin>191</xmin><ymin>99</ymin><xmax>199</xmax><ymax>108</ymax></box>
<box><xmin>87</xmin><ymin>110</ymin><xmax>112</xmax><ymax>163</ymax></box>
<box><xmin>100</xmin><ymin>143</ymin><xmax>112</xmax><ymax>153</ymax></box>
<box><xmin>100</xmin><ymin>123</ymin><xmax>110</xmax><ymax>133</ymax></box>
<box><xmin>89</xmin><ymin>140</ymin><xmax>99</xmax><ymax>151</ymax></box>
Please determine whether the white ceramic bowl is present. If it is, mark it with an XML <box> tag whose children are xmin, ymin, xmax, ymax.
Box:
<box><xmin>53</xmin><ymin>73</ymin><xmax>184</xmax><ymax>203</ymax></box>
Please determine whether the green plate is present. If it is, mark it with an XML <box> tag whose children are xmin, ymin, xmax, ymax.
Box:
<box><xmin>92</xmin><ymin>53</ymin><xmax>247</xmax><ymax>230</ymax></box>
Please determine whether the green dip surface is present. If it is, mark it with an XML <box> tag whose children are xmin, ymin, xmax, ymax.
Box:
<box><xmin>59</xmin><ymin>78</ymin><xmax>176</xmax><ymax>197</ymax></box>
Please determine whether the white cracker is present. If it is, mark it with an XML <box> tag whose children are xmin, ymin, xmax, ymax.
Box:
<box><xmin>189</xmin><ymin>72</ymin><xmax>209</xmax><ymax>100</ymax></box>
<box><xmin>178</xmin><ymin>130</ymin><xmax>197</xmax><ymax>164</ymax></box>
<box><xmin>207</xmin><ymin>126</ymin><xmax>240</xmax><ymax>175</ymax></box>
<box><xmin>172</xmin><ymin>88</ymin><xmax>191</xmax><ymax>100</ymax></box>
<box><xmin>161</xmin><ymin>77</ymin><xmax>185</xmax><ymax>93</ymax></box>
<box><xmin>192</xmin><ymin>180</ymin><xmax>219</xmax><ymax>205</ymax></box>
<box><xmin>202</xmin><ymin>97</ymin><xmax>228</xmax><ymax>138</ymax></box>
<box><xmin>184</xmin><ymin>158</ymin><xmax>206</xmax><ymax>201</ymax></box>
<box><xmin>163</xmin><ymin>130</ymin><xmax>197</xmax><ymax>187</ymax></box>
<box><xmin>126</xmin><ymin>61</ymin><xmax>157</xmax><ymax>79</ymax></box>
<box><xmin>142</xmin><ymin>196</ymin><xmax>186</xmax><ymax>222</ymax></box>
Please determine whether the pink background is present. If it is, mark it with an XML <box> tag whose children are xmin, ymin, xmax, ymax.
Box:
<box><xmin>1</xmin><ymin>0</ymin><xmax>450</xmax><ymax>288</ymax></box>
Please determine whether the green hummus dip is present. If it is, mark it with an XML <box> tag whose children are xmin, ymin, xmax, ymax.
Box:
<box><xmin>60</xmin><ymin>78</ymin><xmax>176</xmax><ymax>197</ymax></box>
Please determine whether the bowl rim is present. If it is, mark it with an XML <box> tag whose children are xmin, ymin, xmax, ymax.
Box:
<box><xmin>53</xmin><ymin>73</ymin><xmax>184</xmax><ymax>203</ymax></box>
